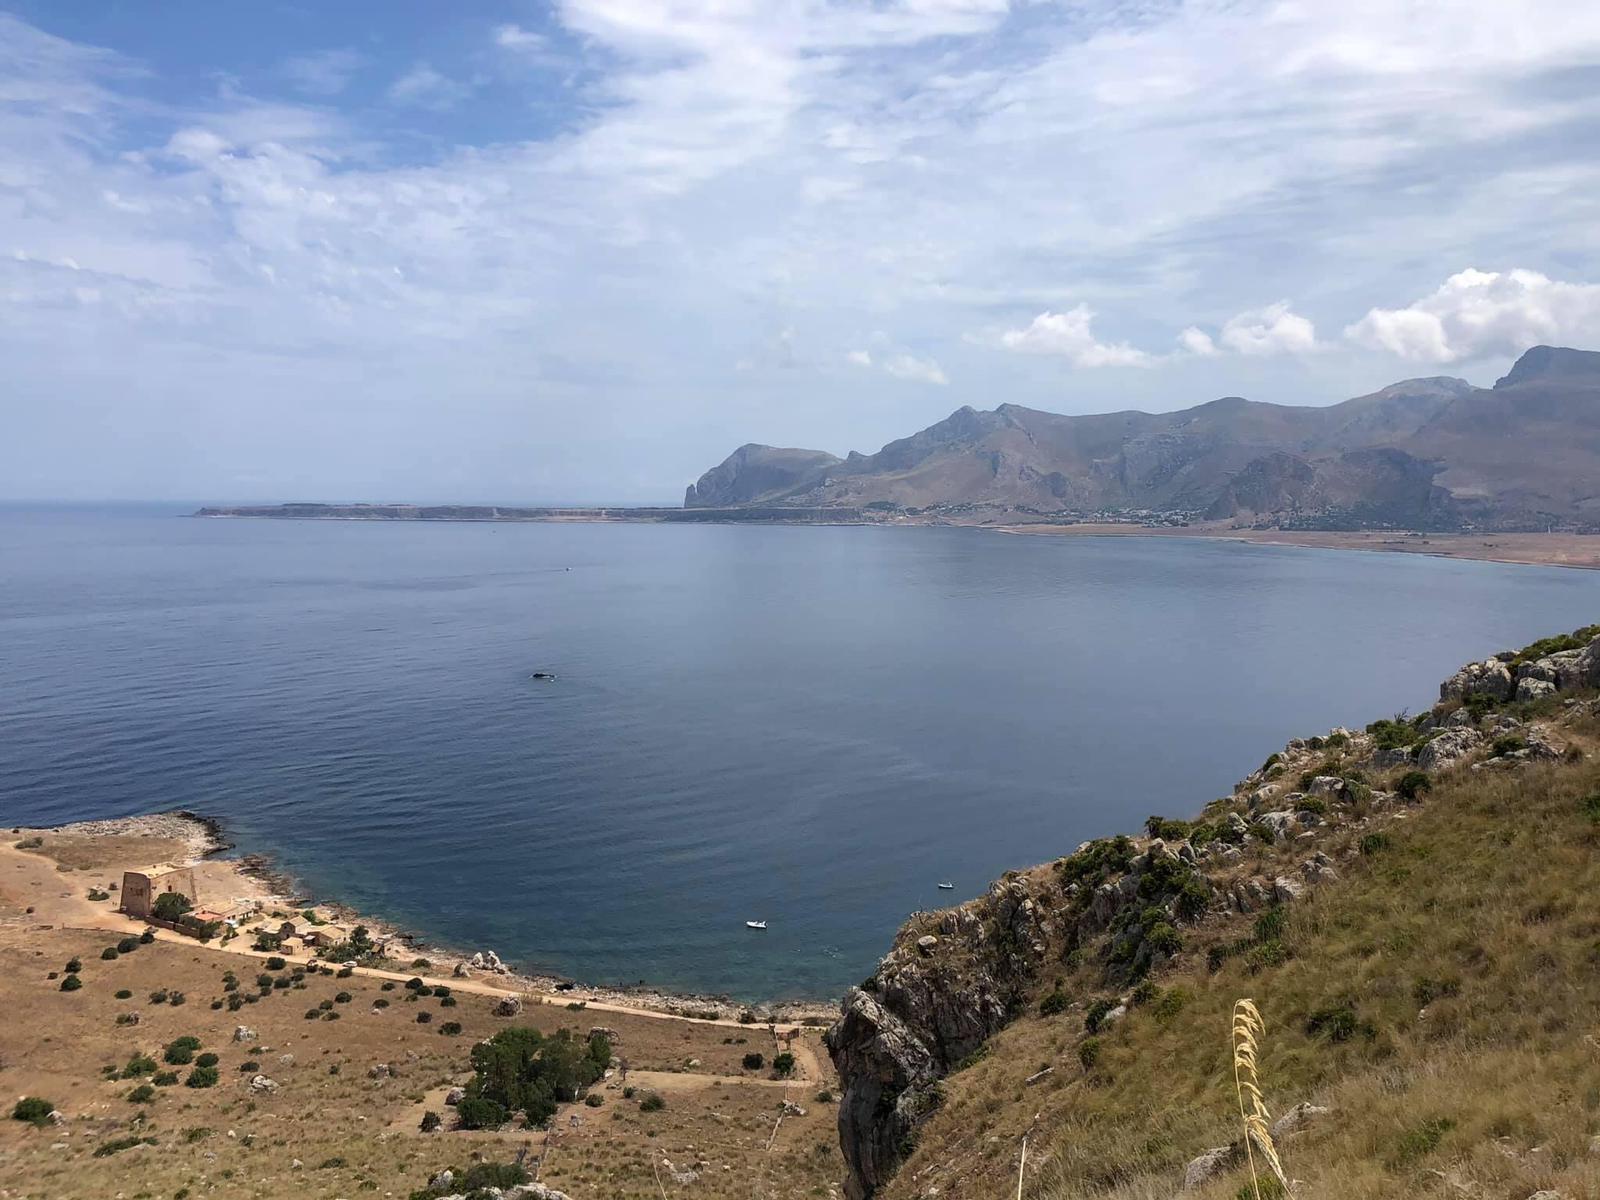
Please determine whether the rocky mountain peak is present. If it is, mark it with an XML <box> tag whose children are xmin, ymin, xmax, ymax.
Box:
<box><xmin>1493</xmin><ymin>344</ymin><xmax>1600</xmax><ymax>389</ymax></box>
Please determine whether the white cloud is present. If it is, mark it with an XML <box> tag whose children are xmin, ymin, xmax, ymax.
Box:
<box><xmin>882</xmin><ymin>353</ymin><xmax>948</xmax><ymax>385</ymax></box>
<box><xmin>846</xmin><ymin>349</ymin><xmax>873</xmax><ymax>367</ymax></box>
<box><xmin>280</xmin><ymin>49</ymin><xmax>364</xmax><ymax>96</ymax></box>
<box><xmin>1218</xmin><ymin>302</ymin><xmax>1319</xmax><ymax>356</ymax></box>
<box><xmin>1177</xmin><ymin>326</ymin><xmax>1218</xmax><ymax>357</ymax></box>
<box><xmin>998</xmin><ymin>307</ymin><xmax>1151</xmax><ymax>367</ymax></box>
<box><xmin>1345</xmin><ymin>268</ymin><xmax>1600</xmax><ymax>362</ymax></box>
<box><xmin>494</xmin><ymin>24</ymin><xmax>547</xmax><ymax>52</ymax></box>
<box><xmin>386</xmin><ymin>63</ymin><xmax>469</xmax><ymax>110</ymax></box>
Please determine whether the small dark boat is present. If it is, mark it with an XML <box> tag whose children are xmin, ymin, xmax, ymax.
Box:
<box><xmin>531</xmin><ymin>671</ymin><xmax>558</xmax><ymax>681</ymax></box>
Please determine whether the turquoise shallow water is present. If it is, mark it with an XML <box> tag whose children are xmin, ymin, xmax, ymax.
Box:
<box><xmin>2</xmin><ymin>505</ymin><xmax>1596</xmax><ymax>999</ymax></box>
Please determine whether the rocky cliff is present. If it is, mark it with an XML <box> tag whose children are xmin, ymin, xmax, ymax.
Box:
<box><xmin>689</xmin><ymin>345</ymin><xmax>1600</xmax><ymax>530</ymax></box>
<box><xmin>825</xmin><ymin>624</ymin><xmax>1600</xmax><ymax>1199</ymax></box>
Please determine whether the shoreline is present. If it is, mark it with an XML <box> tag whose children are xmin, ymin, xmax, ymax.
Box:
<box><xmin>191</xmin><ymin>507</ymin><xmax>1600</xmax><ymax>570</ymax></box>
<box><xmin>11</xmin><ymin>809</ymin><xmax>839</xmax><ymax>1026</ymax></box>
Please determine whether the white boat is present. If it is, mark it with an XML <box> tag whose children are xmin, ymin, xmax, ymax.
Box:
<box><xmin>937</xmin><ymin>882</ymin><xmax>955</xmax><ymax>889</ymax></box>
<box><xmin>745</xmin><ymin>920</ymin><xmax>767</xmax><ymax>930</ymax></box>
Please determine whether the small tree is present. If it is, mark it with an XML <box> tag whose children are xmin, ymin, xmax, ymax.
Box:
<box><xmin>772</xmin><ymin>1051</ymin><xmax>796</xmax><ymax>1077</ymax></box>
<box><xmin>11</xmin><ymin>1097</ymin><xmax>53</xmax><ymax>1126</ymax></box>
<box><xmin>152</xmin><ymin>892</ymin><xmax>193</xmax><ymax>922</ymax></box>
<box><xmin>742</xmin><ymin>1051</ymin><xmax>766</xmax><ymax>1070</ymax></box>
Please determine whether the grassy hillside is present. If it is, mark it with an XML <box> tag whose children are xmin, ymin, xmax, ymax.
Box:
<box><xmin>872</xmin><ymin>666</ymin><xmax>1600</xmax><ymax>1198</ymax></box>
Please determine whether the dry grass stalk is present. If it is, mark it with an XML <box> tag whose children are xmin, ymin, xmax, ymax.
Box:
<box><xmin>1232</xmin><ymin>998</ymin><xmax>1291</xmax><ymax>1197</ymax></box>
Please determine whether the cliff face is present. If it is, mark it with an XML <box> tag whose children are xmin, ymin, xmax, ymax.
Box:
<box><xmin>824</xmin><ymin>626</ymin><xmax>1600</xmax><ymax>1199</ymax></box>
<box><xmin>688</xmin><ymin>345</ymin><xmax>1600</xmax><ymax>529</ymax></box>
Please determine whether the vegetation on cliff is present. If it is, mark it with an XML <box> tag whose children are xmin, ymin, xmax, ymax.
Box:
<box><xmin>830</xmin><ymin>625</ymin><xmax>1600</xmax><ymax>1199</ymax></box>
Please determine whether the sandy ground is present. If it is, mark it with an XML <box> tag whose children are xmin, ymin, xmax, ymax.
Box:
<box><xmin>0</xmin><ymin>821</ymin><xmax>841</xmax><ymax>1199</ymax></box>
<box><xmin>991</xmin><ymin>522</ymin><xmax>1600</xmax><ymax>569</ymax></box>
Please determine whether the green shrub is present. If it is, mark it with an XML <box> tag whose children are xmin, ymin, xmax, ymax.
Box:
<box><xmin>584</xmin><ymin>1093</ymin><xmax>603</xmax><ymax>1107</ymax></box>
<box><xmin>60</xmin><ymin>975</ymin><xmax>83</xmax><ymax>992</ymax></box>
<box><xmin>439</xmin><ymin>1021</ymin><xmax>462</xmax><ymax>1036</ymax></box>
<box><xmin>121</xmin><ymin>1054</ymin><xmax>157</xmax><ymax>1078</ymax></box>
<box><xmin>742</xmin><ymin>1052</ymin><xmax>766</xmax><ymax>1070</ymax></box>
<box><xmin>1077</xmin><ymin>1037</ymin><xmax>1101</xmax><ymax>1069</ymax></box>
<box><xmin>773</xmin><ymin>1051</ymin><xmax>796</xmax><ymax>1076</ymax></box>
<box><xmin>127</xmin><ymin>1084</ymin><xmax>156</xmax><ymax>1103</ymax></box>
<box><xmin>1247</xmin><ymin>941</ymin><xmax>1289</xmax><ymax>972</ymax></box>
<box><xmin>100</xmin><ymin>946</ymin><xmax>119</xmax><ymax>961</ymax></box>
<box><xmin>1145</xmin><ymin>923</ymin><xmax>1182</xmax><ymax>955</ymax></box>
<box><xmin>1396</xmin><ymin>771</ymin><xmax>1432</xmax><ymax>801</ymax></box>
<box><xmin>11</xmin><ymin>1097</ymin><xmax>53</xmax><ymax>1126</ymax></box>
<box><xmin>1490</xmin><ymin>735</ymin><xmax>1528</xmax><ymax>758</ymax></box>
<box><xmin>1359</xmin><ymin>832</ymin><xmax>1392</xmax><ymax>856</ymax></box>
<box><xmin>1143</xmin><ymin>815</ymin><xmax>1190</xmax><ymax>840</ymax></box>
<box><xmin>455</xmin><ymin>1096</ymin><xmax>508</xmax><ymax>1130</ymax></box>
<box><xmin>114</xmin><ymin>989</ymin><xmax>132</xmax><ymax>999</ymax></box>
<box><xmin>139</xmin><ymin>929</ymin><xmax>154</xmax><ymax>944</ymax></box>
<box><xmin>1412</xmin><ymin>976</ymin><xmax>1461</xmax><ymax>1005</ymax></box>
<box><xmin>151</xmin><ymin>891</ymin><xmax>193</xmax><ymax>922</ymax></box>
<box><xmin>65</xmin><ymin>958</ymin><xmax>82</xmax><ymax>973</ymax></box>
<box><xmin>419</xmin><ymin>1110</ymin><xmax>441</xmax><ymax>1133</ymax></box>
<box><xmin>152</xmin><ymin>1071</ymin><xmax>178</xmax><ymax>1086</ymax></box>
<box><xmin>1038</xmin><ymin>988</ymin><xmax>1070</xmax><ymax>1017</ymax></box>
<box><xmin>94</xmin><ymin>1134</ymin><xmax>155</xmax><ymax>1156</ymax></box>
<box><xmin>1084</xmin><ymin>998</ymin><xmax>1115</xmax><ymax>1033</ymax></box>
<box><xmin>163</xmin><ymin>1037</ymin><xmax>201</xmax><ymax>1065</ymax></box>
<box><xmin>184</xmin><ymin>1065</ymin><xmax>219</xmax><ymax>1088</ymax></box>
<box><xmin>1306</xmin><ymin>1002</ymin><xmax>1372</xmax><ymax>1043</ymax></box>
<box><xmin>639</xmin><ymin>1092</ymin><xmax>666</xmax><ymax>1112</ymax></box>
<box><xmin>195</xmin><ymin>1052</ymin><xmax>219</xmax><ymax>1068</ymax></box>
<box><xmin>264</xmin><ymin>956</ymin><xmax>286</xmax><ymax>970</ymax></box>
<box><xmin>117</xmin><ymin>937</ymin><xmax>138</xmax><ymax>954</ymax></box>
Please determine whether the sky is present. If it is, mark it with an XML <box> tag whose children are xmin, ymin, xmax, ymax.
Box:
<box><xmin>4</xmin><ymin>1</ymin><xmax>1600</xmax><ymax>504</ymax></box>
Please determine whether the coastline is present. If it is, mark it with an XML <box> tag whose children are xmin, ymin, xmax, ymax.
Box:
<box><xmin>8</xmin><ymin>810</ymin><xmax>838</xmax><ymax>1027</ymax></box>
<box><xmin>989</xmin><ymin>521</ymin><xmax>1600</xmax><ymax>570</ymax></box>
<box><xmin>193</xmin><ymin>506</ymin><xmax>1600</xmax><ymax>570</ymax></box>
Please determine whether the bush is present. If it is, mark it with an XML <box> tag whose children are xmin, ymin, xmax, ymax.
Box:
<box><xmin>195</xmin><ymin>1052</ymin><xmax>219</xmax><ymax>1068</ymax></box>
<box><xmin>416</xmin><ymin>1011</ymin><xmax>432</xmax><ymax>1024</ymax></box>
<box><xmin>117</xmin><ymin>937</ymin><xmax>138</xmax><ymax>954</ymax></box>
<box><xmin>121</xmin><ymin>1054</ymin><xmax>157</xmax><ymax>1078</ymax></box>
<box><xmin>60</xmin><ymin>975</ymin><xmax>83</xmax><ymax>992</ymax></box>
<box><xmin>152</xmin><ymin>1071</ymin><xmax>178</xmax><ymax>1086</ymax></box>
<box><xmin>742</xmin><ymin>1051</ymin><xmax>766</xmax><ymax>1070</ymax></box>
<box><xmin>139</xmin><ymin>929</ymin><xmax>154</xmax><ymax>944</ymax></box>
<box><xmin>1144</xmin><ymin>923</ymin><xmax>1182</xmax><ymax>956</ymax></box>
<box><xmin>439</xmin><ymin>1021</ymin><xmax>462</xmax><ymax>1036</ymax></box>
<box><xmin>114</xmin><ymin>989</ymin><xmax>132</xmax><ymax>999</ymax></box>
<box><xmin>265</xmin><ymin>956</ymin><xmax>286</xmax><ymax>970</ymax></box>
<box><xmin>334</xmin><ymin>991</ymin><xmax>352</xmax><ymax>1004</ymax></box>
<box><xmin>462</xmin><ymin>1027</ymin><xmax>610</xmax><ymax>1127</ymax></box>
<box><xmin>1306</xmin><ymin>1002</ymin><xmax>1372</xmax><ymax>1043</ymax></box>
<box><xmin>151</xmin><ymin>891</ymin><xmax>193</xmax><ymax>922</ymax></box>
<box><xmin>184</xmin><ymin>1065</ymin><xmax>219</xmax><ymax>1088</ymax></box>
<box><xmin>94</xmin><ymin>1134</ymin><xmax>155</xmax><ymax>1156</ymax></box>
<box><xmin>1389</xmin><ymin>1116</ymin><xmax>1456</xmax><ymax>1167</ymax></box>
<box><xmin>639</xmin><ymin>1092</ymin><xmax>666</xmax><ymax>1112</ymax></box>
<box><xmin>100</xmin><ymin>946</ymin><xmax>119</xmax><ymax>960</ymax></box>
<box><xmin>419</xmin><ymin>1110</ymin><xmax>441</xmax><ymax>1133</ymax></box>
<box><xmin>65</xmin><ymin>958</ymin><xmax>82</xmax><ymax>973</ymax></box>
<box><xmin>773</xmin><ymin>1051</ymin><xmax>796</xmax><ymax>1077</ymax></box>
<box><xmin>1490</xmin><ymin>735</ymin><xmax>1528</xmax><ymax>758</ymax></box>
<box><xmin>455</xmin><ymin>1096</ymin><xmax>508</xmax><ymax>1130</ymax></box>
<box><xmin>1038</xmin><ymin>988</ymin><xmax>1070</xmax><ymax>1017</ymax></box>
<box><xmin>1077</xmin><ymin>1037</ymin><xmax>1101</xmax><ymax>1069</ymax></box>
<box><xmin>1084</xmin><ymin>998</ymin><xmax>1115</xmax><ymax>1033</ymax></box>
<box><xmin>163</xmin><ymin>1037</ymin><xmax>201</xmax><ymax>1065</ymax></box>
<box><xmin>584</xmin><ymin>1093</ymin><xmax>603</xmax><ymax>1107</ymax></box>
<box><xmin>1129</xmin><ymin>980</ymin><xmax>1158</xmax><ymax>1007</ymax></box>
<box><xmin>127</xmin><ymin>1084</ymin><xmax>156</xmax><ymax>1103</ymax></box>
<box><xmin>1396</xmin><ymin>771</ymin><xmax>1432</xmax><ymax>801</ymax></box>
<box><xmin>239</xmin><ymin>1060</ymin><xmax>260</xmax><ymax>1072</ymax></box>
<box><xmin>1359</xmin><ymin>832</ymin><xmax>1392</xmax><ymax>856</ymax></box>
<box><xmin>11</xmin><ymin>1097</ymin><xmax>53</xmax><ymax>1126</ymax></box>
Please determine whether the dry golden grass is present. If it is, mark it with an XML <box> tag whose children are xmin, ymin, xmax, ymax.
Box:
<box><xmin>882</xmin><ymin>701</ymin><xmax>1600</xmax><ymax>1200</ymax></box>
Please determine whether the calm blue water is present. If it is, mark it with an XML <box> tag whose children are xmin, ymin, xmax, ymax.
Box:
<box><xmin>2</xmin><ymin>505</ymin><xmax>1597</xmax><ymax>999</ymax></box>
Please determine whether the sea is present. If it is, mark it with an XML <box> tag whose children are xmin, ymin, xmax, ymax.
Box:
<box><xmin>3</xmin><ymin>503</ymin><xmax>1596</xmax><ymax>1000</ymax></box>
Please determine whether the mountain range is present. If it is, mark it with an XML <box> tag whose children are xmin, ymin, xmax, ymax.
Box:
<box><xmin>685</xmin><ymin>345</ymin><xmax>1600</xmax><ymax>530</ymax></box>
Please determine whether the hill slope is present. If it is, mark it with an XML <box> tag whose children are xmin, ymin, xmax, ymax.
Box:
<box><xmin>687</xmin><ymin>346</ymin><xmax>1600</xmax><ymax>530</ymax></box>
<box><xmin>826</xmin><ymin>625</ymin><xmax>1600</xmax><ymax>1199</ymax></box>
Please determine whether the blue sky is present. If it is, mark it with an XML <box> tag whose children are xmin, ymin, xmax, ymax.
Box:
<box><xmin>4</xmin><ymin>1</ymin><xmax>1600</xmax><ymax>503</ymax></box>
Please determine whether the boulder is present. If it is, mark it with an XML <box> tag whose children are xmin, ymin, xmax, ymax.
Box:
<box><xmin>1272</xmin><ymin>876</ymin><xmax>1306</xmax><ymax>903</ymax></box>
<box><xmin>444</xmin><ymin>1087</ymin><xmax>465</xmax><ymax>1106</ymax></box>
<box><xmin>1271</xmin><ymin>1101</ymin><xmax>1331</xmax><ymax>1140</ymax></box>
<box><xmin>1182</xmin><ymin>1144</ymin><xmax>1241</xmax><ymax>1190</ymax></box>
<box><xmin>232</xmin><ymin>1025</ymin><xmax>257</xmax><ymax>1043</ymax></box>
<box><xmin>1439</xmin><ymin>658</ymin><xmax>1514</xmax><ymax>704</ymax></box>
<box><xmin>368</xmin><ymin>1063</ymin><xmax>390</xmax><ymax>1080</ymax></box>
<box><xmin>1416</xmin><ymin>728</ymin><xmax>1482</xmax><ymax>772</ymax></box>
<box><xmin>915</xmin><ymin>935</ymin><xmax>939</xmax><ymax>955</ymax></box>
<box><xmin>1307</xmin><ymin>775</ymin><xmax>1344</xmax><ymax>797</ymax></box>
<box><xmin>452</xmin><ymin>962</ymin><xmax>472</xmax><ymax>979</ymax></box>
<box><xmin>495</xmin><ymin>995</ymin><xmax>522</xmax><ymax>1017</ymax></box>
<box><xmin>248</xmin><ymin>1075</ymin><xmax>279</xmax><ymax>1093</ymax></box>
<box><xmin>1370</xmin><ymin>746</ymin><xmax>1413</xmax><ymax>769</ymax></box>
